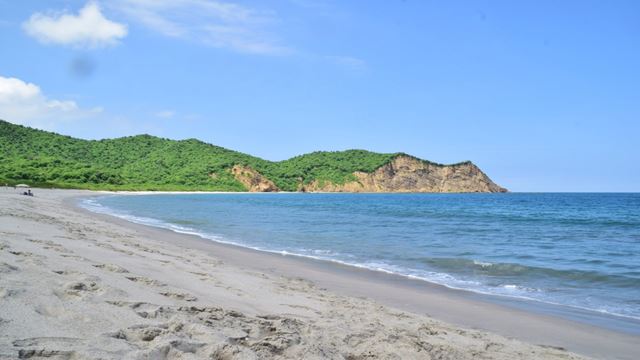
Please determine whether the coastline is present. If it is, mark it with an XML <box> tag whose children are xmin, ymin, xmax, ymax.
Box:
<box><xmin>73</xmin><ymin>192</ymin><xmax>640</xmax><ymax>356</ymax></box>
<box><xmin>79</xmin><ymin>191</ymin><xmax>640</xmax><ymax>331</ymax></box>
<box><xmin>1</xmin><ymin>188</ymin><xmax>638</xmax><ymax>359</ymax></box>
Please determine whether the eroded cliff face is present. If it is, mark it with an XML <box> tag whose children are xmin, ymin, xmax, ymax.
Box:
<box><xmin>230</xmin><ymin>165</ymin><xmax>279</xmax><ymax>192</ymax></box>
<box><xmin>298</xmin><ymin>156</ymin><xmax>507</xmax><ymax>193</ymax></box>
<box><xmin>231</xmin><ymin>156</ymin><xmax>506</xmax><ymax>193</ymax></box>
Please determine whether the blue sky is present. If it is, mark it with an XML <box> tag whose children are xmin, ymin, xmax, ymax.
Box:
<box><xmin>0</xmin><ymin>0</ymin><xmax>638</xmax><ymax>191</ymax></box>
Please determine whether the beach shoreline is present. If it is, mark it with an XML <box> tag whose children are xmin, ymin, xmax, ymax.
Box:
<box><xmin>1</xmin><ymin>188</ymin><xmax>638</xmax><ymax>359</ymax></box>
<box><xmin>76</xmin><ymin>192</ymin><xmax>640</xmax><ymax>334</ymax></box>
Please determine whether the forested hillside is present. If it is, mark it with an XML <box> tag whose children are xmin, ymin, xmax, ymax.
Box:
<box><xmin>0</xmin><ymin>120</ymin><xmax>407</xmax><ymax>191</ymax></box>
<box><xmin>1</xmin><ymin>120</ymin><xmax>504</xmax><ymax>192</ymax></box>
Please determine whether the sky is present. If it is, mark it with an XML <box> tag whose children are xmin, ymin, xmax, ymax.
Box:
<box><xmin>0</xmin><ymin>0</ymin><xmax>638</xmax><ymax>192</ymax></box>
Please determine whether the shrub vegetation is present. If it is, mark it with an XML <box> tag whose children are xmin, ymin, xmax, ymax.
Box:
<box><xmin>0</xmin><ymin>120</ymin><xmax>462</xmax><ymax>191</ymax></box>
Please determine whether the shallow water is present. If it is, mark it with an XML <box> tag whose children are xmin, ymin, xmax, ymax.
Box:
<box><xmin>82</xmin><ymin>193</ymin><xmax>640</xmax><ymax>321</ymax></box>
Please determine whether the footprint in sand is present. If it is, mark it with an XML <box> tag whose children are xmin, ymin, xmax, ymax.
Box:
<box><xmin>8</xmin><ymin>250</ymin><xmax>35</xmax><ymax>257</ymax></box>
<box><xmin>59</xmin><ymin>254</ymin><xmax>91</xmax><ymax>262</ymax></box>
<box><xmin>281</xmin><ymin>303</ymin><xmax>322</xmax><ymax>316</ymax></box>
<box><xmin>0</xmin><ymin>287</ymin><xmax>24</xmax><ymax>299</ymax></box>
<box><xmin>108</xmin><ymin>323</ymin><xmax>207</xmax><ymax>358</ymax></box>
<box><xmin>92</xmin><ymin>263</ymin><xmax>129</xmax><ymax>273</ymax></box>
<box><xmin>55</xmin><ymin>280</ymin><xmax>102</xmax><ymax>300</ymax></box>
<box><xmin>159</xmin><ymin>291</ymin><xmax>197</xmax><ymax>302</ymax></box>
<box><xmin>12</xmin><ymin>337</ymin><xmax>82</xmax><ymax>360</ymax></box>
<box><xmin>16</xmin><ymin>349</ymin><xmax>76</xmax><ymax>359</ymax></box>
<box><xmin>125</xmin><ymin>276</ymin><xmax>167</xmax><ymax>287</ymax></box>
<box><xmin>52</xmin><ymin>270</ymin><xmax>81</xmax><ymax>276</ymax></box>
<box><xmin>0</xmin><ymin>262</ymin><xmax>19</xmax><ymax>273</ymax></box>
<box><xmin>102</xmin><ymin>302</ymin><xmax>310</xmax><ymax>358</ymax></box>
<box><xmin>27</xmin><ymin>239</ymin><xmax>73</xmax><ymax>254</ymax></box>
<box><xmin>188</xmin><ymin>271</ymin><xmax>209</xmax><ymax>277</ymax></box>
<box><xmin>95</xmin><ymin>242</ymin><xmax>135</xmax><ymax>256</ymax></box>
<box><xmin>106</xmin><ymin>300</ymin><xmax>168</xmax><ymax>319</ymax></box>
<box><xmin>12</xmin><ymin>337</ymin><xmax>81</xmax><ymax>347</ymax></box>
<box><xmin>7</xmin><ymin>250</ymin><xmax>45</xmax><ymax>266</ymax></box>
<box><xmin>109</xmin><ymin>324</ymin><xmax>167</xmax><ymax>342</ymax></box>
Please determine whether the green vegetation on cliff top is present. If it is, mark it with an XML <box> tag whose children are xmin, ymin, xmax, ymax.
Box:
<box><xmin>0</xmin><ymin>120</ymin><xmax>469</xmax><ymax>191</ymax></box>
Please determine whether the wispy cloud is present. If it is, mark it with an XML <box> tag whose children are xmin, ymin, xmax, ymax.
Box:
<box><xmin>0</xmin><ymin>75</ymin><xmax>102</xmax><ymax>129</ymax></box>
<box><xmin>111</xmin><ymin>0</ymin><xmax>291</xmax><ymax>55</ymax></box>
<box><xmin>22</xmin><ymin>2</ymin><xmax>127</xmax><ymax>48</ymax></box>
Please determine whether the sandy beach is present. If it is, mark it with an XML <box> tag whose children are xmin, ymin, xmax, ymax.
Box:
<box><xmin>1</xmin><ymin>188</ymin><xmax>638</xmax><ymax>359</ymax></box>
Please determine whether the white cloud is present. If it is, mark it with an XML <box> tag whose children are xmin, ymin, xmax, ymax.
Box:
<box><xmin>0</xmin><ymin>75</ymin><xmax>102</xmax><ymax>129</ymax></box>
<box><xmin>23</xmin><ymin>2</ymin><xmax>127</xmax><ymax>48</ymax></box>
<box><xmin>111</xmin><ymin>0</ymin><xmax>290</xmax><ymax>55</ymax></box>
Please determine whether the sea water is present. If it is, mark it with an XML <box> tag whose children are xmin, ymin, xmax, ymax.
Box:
<box><xmin>82</xmin><ymin>193</ymin><xmax>640</xmax><ymax>323</ymax></box>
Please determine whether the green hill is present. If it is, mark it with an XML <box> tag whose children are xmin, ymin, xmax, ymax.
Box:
<box><xmin>0</xmin><ymin>120</ymin><xmax>396</xmax><ymax>191</ymax></box>
<box><xmin>0</xmin><ymin>120</ymin><xmax>502</xmax><ymax>192</ymax></box>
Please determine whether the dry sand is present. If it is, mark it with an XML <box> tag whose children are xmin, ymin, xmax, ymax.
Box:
<box><xmin>0</xmin><ymin>188</ymin><xmax>637</xmax><ymax>359</ymax></box>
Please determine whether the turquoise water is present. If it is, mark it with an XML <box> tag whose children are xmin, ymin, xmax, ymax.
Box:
<box><xmin>82</xmin><ymin>193</ymin><xmax>640</xmax><ymax>321</ymax></box>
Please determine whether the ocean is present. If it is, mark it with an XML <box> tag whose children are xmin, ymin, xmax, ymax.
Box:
<box><xmin>81</xmin><ymin>193</ymin><xmax>640</xmax><ymax>323</ymax></box>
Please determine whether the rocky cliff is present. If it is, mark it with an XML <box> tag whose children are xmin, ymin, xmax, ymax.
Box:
<box><xmin>232</xmin><ymin>155</ymin><xmax>506</xmax><ymax>193</ymax></box>
<box><xmin>231</xmin><ymin>165</ymin><xmax>280</xmax><ymax>192</ymax></box>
